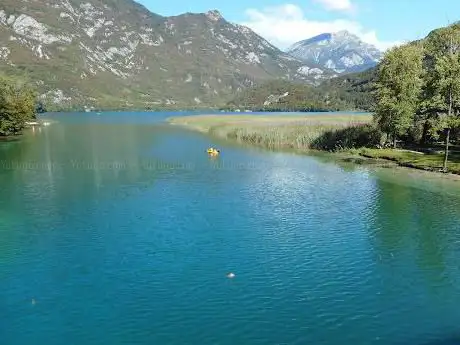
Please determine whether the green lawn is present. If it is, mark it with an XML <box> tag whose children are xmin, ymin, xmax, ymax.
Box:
<box><xmin>359</xmin><ymin>148</ymin><xmax>460</xmax><ymax>174</ymax></box>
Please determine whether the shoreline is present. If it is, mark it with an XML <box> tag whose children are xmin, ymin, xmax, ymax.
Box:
<box><xmin>25</xmin><ymin>119</ymin><xmax>53</xmax><ymax>127</ymax></box>
<box><xmin>166</xmin><ymin>114</ymin><xmax>460</xmax><ymax>181</ymax></box>
<box><xmin>0</xmin><ymin>119</ymin><xmax>55</xmax><ymax>141</ymax></box>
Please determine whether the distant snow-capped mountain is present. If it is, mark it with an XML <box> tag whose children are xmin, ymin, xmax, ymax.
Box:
<box><xmin>287</xmin><ymin>31</ymin><xmax>383</xmax><ymax>74</ymax></box>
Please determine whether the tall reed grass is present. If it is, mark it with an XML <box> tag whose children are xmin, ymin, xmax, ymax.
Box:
<box><xmin>205</xmin><ymin>118</ymin><xmax>377</xmax><ymax>151</ymax></box>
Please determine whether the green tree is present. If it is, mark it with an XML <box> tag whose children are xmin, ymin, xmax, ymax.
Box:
<box><xmin>424</xmin><ymin>24</ymin><xmax>460</xmax><ymax>171</ymax></box>
<box><xmin>0</xmin><ymin>76</ymin><xmax>37</xmax><ymax>136</ymax></box>
<box><xmin>374</xmin><ymin>43</ymin><xmax>424</xmax><ymax>147</ymax></box>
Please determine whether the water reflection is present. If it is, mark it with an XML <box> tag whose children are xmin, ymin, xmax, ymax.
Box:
<box><xmin>0</xmin><ymin>121</ymin><xmax>179</xmax><ymax>220</ymax></box>
<box><xmin>369</xmin><ymin>179</ymin><xmax>460</xmax><ymax>282</ymax></box>
<box><xmin>367</xmin><ymin>178</ymin><xmax>460</xmax><ymax>343</ymax></box>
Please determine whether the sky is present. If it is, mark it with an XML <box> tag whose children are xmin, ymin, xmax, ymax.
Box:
<box><xmin>136</xmin><ymin>0</ymin><xmax>458</xmax><ymax>51</ymax></box>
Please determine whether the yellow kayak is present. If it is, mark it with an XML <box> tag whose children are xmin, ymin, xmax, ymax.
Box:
<box><xmin>207</xmin><ymin>148</ymin><xmax>220</xmax><ymax>155</ymax></box>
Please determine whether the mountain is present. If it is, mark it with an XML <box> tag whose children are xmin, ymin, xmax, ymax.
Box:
<box><xmin>0</xmin><ymin>0</ymin><xmax>333</xmax><ymax>110</ymax></box>
<box><xmin>318</xmin><ymin>67</ymin><xmax>377</xmax><ymax>111</ymax></box>
<box><xmin>287</xmin><ymin>31</ymin><xmax>383</xmax><ymax>75</ymax></box>
<box><xmin>230</xmin><ymin>23</ymin><xmax>460</xmax><ymax>113</ymax></box>
<box><xmin>227</xmin><ymin>58</ymin><xmax>380</xmax><ymax>112</ymax></box>
<box><xmin>225</xmin><ymin>79</ymin><xmax>353</xmax><ymax>112</ymax></box>
<box><xmin>226</xmin><ymin>65</ymin><xmax>379</xmax><ymax>112</ymax></box>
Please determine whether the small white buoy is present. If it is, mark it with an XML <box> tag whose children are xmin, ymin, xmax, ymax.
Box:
<box><xmin>227</xmin><ymin>272</ymin><xmax>235</xmax><ymax>279</ymax></box>
<box><xmin>31</xmin><ymin>299</ymin><xmax>36</xmax><ymax>305</ymax></box>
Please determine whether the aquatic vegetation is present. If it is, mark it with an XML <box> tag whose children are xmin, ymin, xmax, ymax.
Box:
<box><xmin>169</xmin><ymin>114</ymin><xmax>373</xmax><ymax>151</ymax></box>
<box><xmin>168</xmin><ymin>114</ymin><xmax>460</xmax><ymax>175</ymax></box>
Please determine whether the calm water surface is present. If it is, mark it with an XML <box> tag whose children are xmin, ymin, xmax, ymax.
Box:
<box><xmin>1</xmin><ymin>112</ymin><xmax>460</xmax><ymax>345</ymax></box>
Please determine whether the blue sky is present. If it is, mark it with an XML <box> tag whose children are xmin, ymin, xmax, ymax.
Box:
<box><xmin>136</xmin><ymin>0</ymin><xmax>458</xmax><ymax>51</ymax></box>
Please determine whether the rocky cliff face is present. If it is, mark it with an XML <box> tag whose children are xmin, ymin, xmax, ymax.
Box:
<box><xmin>287</xmin><ymin>31</ymin><xmax>382</xmax><ymax>75</ymax></box>
<box><xmin>0</xmin><ymin>0</ymin><xmax>332</xmax><ymax>109</ymax></box>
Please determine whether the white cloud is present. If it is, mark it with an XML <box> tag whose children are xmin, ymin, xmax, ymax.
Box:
<box><xmin>239</xmin><ymin>4</ymin><xmax>401</xmax><ymax>51</ymax></box>
<box><xmin>313</xmin><ymin>0</ymin><xmax>353</xmax><ymax>12</ymax></box>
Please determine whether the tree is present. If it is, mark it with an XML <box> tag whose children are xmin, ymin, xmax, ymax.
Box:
<box><xmin>374</xmin><ymin>43</ymin><xmax>425</xmax><ymax>147</ymax></box>
<box><xmin>0</xmin><ymin>76</ymin><xmax>37</xmax><ymax>136</ymax></box>
<box><xmin>423</xmin><ymin>24</ymin><xmax>460</xmax><ymax>171</ymax></box>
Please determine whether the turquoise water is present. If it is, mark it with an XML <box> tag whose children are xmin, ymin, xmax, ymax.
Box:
<box><xmin>1</xmin><ymin>112</ymin><xmax>460</xmax><ymax>345</ymax></box>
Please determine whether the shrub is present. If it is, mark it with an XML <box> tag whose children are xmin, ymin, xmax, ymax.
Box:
<box><xmin>311</xmin><ymin>124</ymin><xmax>383</xmax><ymax>151</ymax></box>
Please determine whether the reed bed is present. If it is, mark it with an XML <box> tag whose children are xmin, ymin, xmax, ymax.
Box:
<box><xmin>168</xmin><ymin>114</ymin><xmax>373</xmax><ymax>150</ymax></box>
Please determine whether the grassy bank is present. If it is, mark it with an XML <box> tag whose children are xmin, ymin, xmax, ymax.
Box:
<box><xmin>167</xmin><ymin>114</ymin><xmax>460</xmax><ymax>175</ymax></box>
<box><xmin>358</xmin><ymin>148</ymin><xmax>460</xmax><ymax>175</ymax></box>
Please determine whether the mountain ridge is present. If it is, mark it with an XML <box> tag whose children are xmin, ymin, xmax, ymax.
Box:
<box><xmin>0</xmin><ymin>0</ymin><xmax>334</xmax><ymax>110</ymax></box>
<box><xmin>287</xmin><ymin>30</ymin><xmax>383</xmax><ymax>75</ymax></box>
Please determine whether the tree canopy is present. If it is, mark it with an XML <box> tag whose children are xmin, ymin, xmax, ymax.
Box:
<box><xmin>0</xmin><ymin>76</ymin><xmax>37</xmax><ymax>136</ymax></box>
<box><xmin>374</xmin><ymin>43</ymin><xmax>424</xmax><ymax>147</ymax></box>
<box><xmin>374</xmin><ymin>23</ymin><xmax>460</xmax><ymax>171</ymax></box>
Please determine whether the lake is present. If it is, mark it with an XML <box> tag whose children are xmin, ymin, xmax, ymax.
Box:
<box><xmin>1</xmin><ymin>111</ymin><xmax>460</xmax><ymax>345</ymax></box>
